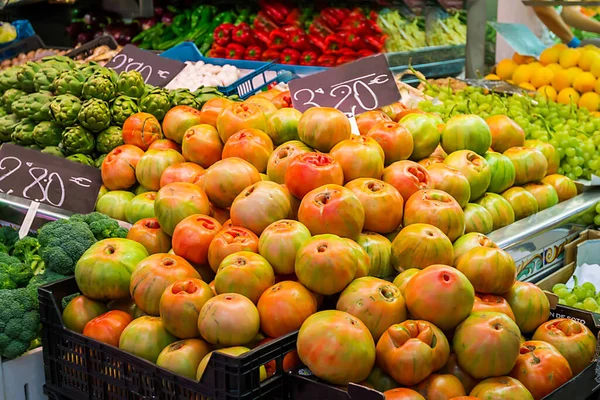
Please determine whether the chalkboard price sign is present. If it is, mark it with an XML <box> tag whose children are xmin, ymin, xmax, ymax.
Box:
<box><xmin>0</xmin><ymin>144</ymin><xmax>103</xmax><ymax>214</ymax></box>
<box><xmin>288</xmin><ymin>54</ymin><xmax>401</xmax><ymax>118</ymax></box>
<box><xmin>105</xmin><ymin>44</ymin><xmax>186</xmax><ymax>87</ymax></box>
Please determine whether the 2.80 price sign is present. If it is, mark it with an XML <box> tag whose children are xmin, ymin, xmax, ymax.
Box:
<box><xmin>288</xmin><ymin>54</ymin><xmax>401</xmax><ymax>118</ymax></box>
<box><xmin>0</xmin><ymin>144</ymin><xmax>103</xmax><ymax>214</ymax></box>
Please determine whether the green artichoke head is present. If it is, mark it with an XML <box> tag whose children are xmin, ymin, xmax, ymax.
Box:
<box><xmin>0</xmin><ymin>114</ymin><xmax>19</xmax><ymax>142</ymax></box>
<box><xmin>49</xmin><ymin>94</ymin><xmax>83</xmax><ymax>127</ymax></box>
<box><xmin>170</xmin><ymin>88</ymin><xmax>200</xmax><ymax>109</ymax></box>
<box><xmin>110</xmin><ymin>95</ymin><xmax>140</xmax><ymax>126</ymax></box>
<box><xmin>0</xmin><ymin>108</ymin><xmax>7</xmax><ymax>118</ymax></box>
<box><xmin>117</xmin><ymin>70</ymin><xmax>146</xmax><ymax>99</ymax></box>
<box><xmin>16</xmin><ymin>62</ymin><xmax>41</xmax><ymax>92</ymax></box>
<box><xmin>0</xmin><ymin>66</ymin><xmax>20</xmax><ymax>92</ymax></box>
<box><xmin>96</xmin><ymin>126</ymin><xmax>124</xmax><ymax>154</ymax></box>
<box><xmin>78</xmin><ymin>98</ymin><xmax>111</xmax><ymax>132</ymax></box>
<box><xmin>33</xmin><ymin>121</ymin><xmax>63</xmax><ymax>148</ymax></box>
<box><xmin>139</xmin><ymin>88</ymin><xmax>171</xmax><ymax>121</ymax></box>
<box><xmin>53</xmin><ymin>69</ymin><xmax>86</xmax><ymax>97</ymax></box>
<box><xmin>82</xmin><ymin>68</ymin><xmax>118</xmax><ymax>101</ymax></box>
<box><xmin>11</xmin><ymin>96</ymin><xmax>29</xmax><ymax>119</ymax></box>
<box><xmin>78</xmin><ymin>61</ymin><xmax>101</xmax><ymax>78</ymax></box>
<box><xmin>33</xmin><ymin>66</ymin><xmax>65</xmax><ymax>92</ymax></box>
<box><xmin>41</xmin><ymin>146</ymin><xmax>65</xmax><ymax>158</ymax></box>
<box><xmin>11</xmin><ymin>118</ymin><xmax>36</xmax><ymax>146</ymax></box>
<box><xmin>60</xmin><ymin>125</ymin><xmax>95</xmax><ymax>155</ymax></box>
<box><xmin>2</xmin><ymin>88</ymin><xmax>26</xmax><ymax>113</ymax></box>
<box><xmin>67</xmin><ymin>153</ymin><xmax>95</xmax><ymax>167</ymax></box>
<box><xmin>27</xmin><ymin>92</ymin><xmax>54</xmax><ymax>122</ymax></box>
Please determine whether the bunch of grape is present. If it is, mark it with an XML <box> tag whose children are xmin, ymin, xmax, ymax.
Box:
<box><xmin>552</xmin><ymin>278</ymin><xmax>600</xmax><ymax>312</ymax></box>
<box><xmin>418</xmin><ymin>84</ymin><xmax>600</xmax><ymax>181</ymax></box>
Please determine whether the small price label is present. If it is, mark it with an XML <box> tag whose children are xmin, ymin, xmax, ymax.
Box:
<box><xmin>105</xmin><ymin>44</ymin><xmax>186</xmax><ymax>87</ymax></box>
<box><xmin>0</xmin><ymin>144</ymin><xmax>103</xmax><ymax>214</ymax></box>
<box><xmin>288</xmin><ymin>54</ymin><xmax>401</xmax><ymax>118</ymax></box>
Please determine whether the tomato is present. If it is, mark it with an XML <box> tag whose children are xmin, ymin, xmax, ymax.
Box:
<box><xmin>62</xmin><ymin>295</ymin><xmax>108</xmax><ymax>333</ymax></box>
<box><xmin>214</xmin><ymin>251</ymin><xmax>275</xmax><ymax>304</ymax></box>
<box><xmin>127</xmin><ymin>218</ymin><xmax>172</xmax><ymax>255</ymax></box>
<box><xmin>199</xmin><ymin>97</ymin><xmax>233</xmax><ymax>128</ymax></box>
<box><xmin>414</xmin><ymin>374</ymin><xmax>467</xmax><ymax>400</ymax></box>
<box><xmin>391</xmin><ymin>224</ymin><xmax>454</xmax><ymax>271</ymax></box>
<box><xmin>330</xmin><ymin>135</ymin><xmax>385</xmax><ymax>183</ymax></box>
<box><xmin>470</xmin><ymin>377</ymin><xmax>534</xmax><ymax>399</ymax></box>
<box><xmin>119</xmin><ymin>316</ymin><xmax>177</xmax><ymax>363</ymax></box>
<box><xmin>162</xmin><ymin>105</ymin><xmax>203</xmax><ymax>144</ymax></box>
<box><xmin>472</xmin><ymin>294</ymin><xmax>516</xmax><ymax>321</ymax></box>
<box><xmin>383</xmin><ymin>388</ymin><xmax>425</xmax><ymax>400</ymax></box>
<box><xmin>356</xmin><ymin>110</ymin><xmax>392</xmax><ymax>135</ymax></box>
<box><xmin>159</xmin><ymin>162</ymin><xmax>205</xmax><ymax>188</ymax></box>
<box><xmin>207</xmin><ymin>226</ymin><xmax>259</xmax><ymax>273</ymax></box>
<box><xmin>148</xmin><ymin>139</ymin><xmax>181</xmax><ymax>152</ymax></box>
<box><xmin>345</xmin><ymin>178</ymin><xmax>403</xmax><ymax>234</ymax></box>
<box><xmin>122</xmin><ymin>112</ymin><xmax>163</xmax><ymax>150</ymax></box>
<box><xmin>503</xmin><ymin>281</ymin><xmax>550</xmax><ymax>334</ymax></box>
<box><xmin>172</xmin><ymin>214</ymin><xmax>221</xmax><ymax>266</ymax></box>
<box><xmin>181</xmin><ymin>124</ymin><xmax>223</xmax><ymax>169</ymax></box>
<box><xmin>83</xmin><ymin>310</ymin><xmax>133</xmax><ymax>347</ymax></box>
<box><xmin>455</xmin><ymin>246</ymin><xmax>516</xmax><ymax>295</ymax></box>
<box><xmin>258</xmin><ymin>220</ymin><xmax>311</xmax><ymax>275</ymax></box>
<box><xmin>427</xmin><ymin>163</ymin><xmax>471</xmax><ymax>208</ymax></box>
<box><xmin>366</xmin><ymin>367</ymin><xmax>399</xmax><ymax>392</ymax></box>
<box><xmin>509</xmin><ymin>340</ymin><xmax>572</xmax><ymax>399</ymax></box>
<box><xmin>297</xmin><ymin>107</ymin><xmax>351</xmax><ymax>152</ymax></box>
<box><xmin>154</xmin><ymin>182</ymin><xmax>211</xmax><ymax>236</ymax></box>
<box><xmin>125</xmin><ymin>192</ymin><xmax>156</xmax><ymax>224</ymax></box>
<box><xmin>222</xmin><ymin>128</ymin><xmax>274</xmax><ymax>173</ymax></box>
<box><xmin>203</xmin><ymin>158</ymin><xmax>262</xmax><ymax>209</ymax></box>
<box><xmin>198</xmin><ymin>293</ymin><xmax>260</xmax><ymax>346</ymax></box>
<box><xmin>266</xmin><ymin>140</ymin><xmax>312</xmax><ymax>184</ymax></box>
<box><xmin>382</xmin><ymin>160</ymin><xmax>432</xmax><ymax>203</ymax></box>
<box><xmin>285</xmin><ymin>153</ymin><xmax>344</xmax><ymax>200</ymax></box>
<box><xmin>440</xmin><ymin>354</ymin><xmax>480</xmax><ymax>393</ymax></box>
<box><xmin>366</xmin><ymin>121</ymin><xmax>414</xmax><ymax>165</ymax></box>
<box><xmin>216</xmin><ymin>101</ymin><xmax>268</xmax><ymax>143</ymax></box>
<box><xmin>136</xmin><ymin>149</ymin><xmax>186</xmax><ymax>191</ymax></box>
<box><xmin>101</xmin><ymin>145</ymin><xmax>144</xmax><ymax>191</ymax></box>
<box><xmin>156</xmin><ymin>339</ymin><xmax>212</xmax><ymax>380</ymax></box>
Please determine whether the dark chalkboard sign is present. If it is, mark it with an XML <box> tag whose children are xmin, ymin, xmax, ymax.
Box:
<box><xmin>104</xmin><ymin>44</ymin><xmax>186</xmax><ymax>87</ymax></box>
<box><xmin>289</xmin><ymin>54</ymin><xmax>401</xmax><ymax>118</ymax></box>
<box><xmin>0</xmin><ymin>144</ymin><xmax>103</xmax><ymax>214</ymax></box>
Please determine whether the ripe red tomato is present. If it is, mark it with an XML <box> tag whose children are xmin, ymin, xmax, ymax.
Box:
<box><xmin>83</xmin><ymin>310</ymin><xmax>133</xmax><ymax>347</ymax></box>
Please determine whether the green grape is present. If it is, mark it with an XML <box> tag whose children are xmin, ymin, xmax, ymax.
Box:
<box><xmin>573</xmin><ymin>285</ymin><xmax>589</xmax><ymax>301</ymax></box>
<box><xmin>583</xmin><ymin>297</ymin><xmax>599</xmax><ymax>312</ymax></box>
<box><xmin>583</xmin><ymin>282</ymin><xmax>596</xmax><ymax>294</ymax></box>
<box><xmin>552</xmin><ymin>283</ymin><xmax>568</xmax><ymax>292</ymax></box>
<box><xmin>558</xmin><ymin>298</ymin><xmax>567</xmax><ymax>305</ymax></box>
<box><xmin>554</xmin><ymin>287</ymin><xmax>571</xmax><ymax>298</ymax></box>
<box><xmin>573</xmin><ymin>301</ymin><xmax>585</xmax><ymax>309</ymax></box>
<box><xmin>565</xmin><ymin>293</ymin><xmax>578</xmax><ymax>306</ymax></box>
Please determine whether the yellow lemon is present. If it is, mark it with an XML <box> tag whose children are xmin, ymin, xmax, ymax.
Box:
<box><xmin>584</xmin><ymin>44</ymin><xmax>599</xmax><ymax>51</ymax></box>
<box><xmin>551</xmin><ymin>69</ymin><xmax>574</xmax><ymax>91</ymax></box>
<box><xmin>485</xmin><ymin>74</ymin><xmax>501</xmax><ymax>80</ymax></box>
<box><xmin>512</xmin><ymin>64</ymin><xmax>533</xmax><ymax>85</ymax></box>
<box><xmin>554</xmin><ymin>43</ymin><xmax>569</xmax><ymax>51</ymax></box>
<box><xmin>557</xmin><ymin>88</ymin><xmax>581</xmax><ymax>105</ymax></box>
<box><xmin>559</xmin><ymin>48</ymin><xmax>581</xmax><ymax>68</ymax></box>
<box><xmin>579</xmin><ymin>49</ymin><xmax>600</xmax><ymax>71</ymax></box>
<box><xmin>539</xmin><ymin>47</ymin><xmax>561</xmax><ymax>65</ymax></box>
<box><xmin>519</xmin><ymin>82</ymin><xmax>536</xmax><ymax>91</ymax></box>
<box><xmin>591</xmin><ymin>58</ymin><xmax>600</xmax><ymax>78</ymax></box>
<box><xmin>513</xmin><ymin>53</ymin><xmax>535</xmax><ymax>65</ymax></box>
<box><xmin>546</xmin><ymin>63</ymin><xmax>563</xmax><ymax>75</ymax></box>
<box><xmin>567</xmin><ymin>67</ymin><xmax>583</xmax><ymax>80</ymax></box>
<box><xmin>595</xmin><ymin>78</ymin><xmax>600</xmax><ymax>94</ymax></box>
<box><xmin>579</xmin><ymin>92</ymin><xmax>600</xmax><ymax>111</ymax></box>
<box><xmin>528</xmin><ymin>62</ymin><xmax>543</xmax><ymax>71</ymax></box>
<box><xmin>537</xmin><ymin>85</ymin><xmax>558</xmax><ymax>101</ymax></box>
<box><xmin>495</xmin><ymin>59</ymin><xmax>518</xmax><ymax>80</ymax></box>
<box><xmin>573</xmin><ymin>71</ymin><xmax>597</xmax><ymax>93</ymax></box>
<box><xmin>531</xmin><ymin>66</ymin><xmax>555</xmax><ymax>88</ymax></box>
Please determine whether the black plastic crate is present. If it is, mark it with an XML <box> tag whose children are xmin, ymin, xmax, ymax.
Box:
<box><xmin>64</xmin><ymin>36</ymin><xmax>119</xmax><ymax>61</ymax></box>
<box><xmin>39</xmin><ymin>277</ymin><xmax>297</xmax><ymax>400</ymax></box>
<box><xmin>0</xmin><ymin>34</ymin><xmax>44</xmax><ymax>61</ymax></box>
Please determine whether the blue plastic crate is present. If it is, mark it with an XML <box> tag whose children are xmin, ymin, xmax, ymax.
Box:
<box><xmin>160</xmin><ymin>42</ymin><xmax>292</xmax><ymax>99</ymax></box>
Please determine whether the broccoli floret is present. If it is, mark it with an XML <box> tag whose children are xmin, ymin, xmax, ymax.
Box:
<box><xmin>71</xmin><ymin>212</ymin><xmax>128</xmax><ymax>240</ymax></box>
<box><xmin>37</xmin><ymin>220</ymin><xmax>96</xmax><ymax>276</ymax></box>
<box><xmin>12</xmin><ymin>237</ymin><xmax>45</xmax><ymax>275</ymax></box>
<box><xmin>0</xmin><ymin>226</ymin><xmax>18</xmax><ymax>253</ymax></box>
<box><xmin>27</xmin><ymin>270</ymin><xmax>67</xmax><ymax>290</ymax></box>
<box><xmin>0</xmin><ymin>262</ymin><xmax>33</xmax><ymax>287</ymax></box>
<box><xmin>0</xmin><ymin>287</ymin><xmax>40</xmax><ymax>359</ymax></box>
<box><xmin>61</xmin><ymin>292</ymin><xmax>81</xmax><ymax>310</ymax></box>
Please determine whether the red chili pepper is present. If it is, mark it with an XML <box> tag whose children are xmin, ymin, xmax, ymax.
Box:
<box><xmin>268</xmin><ymin>29</ymin><xmax>289</xmax><ymax>50</ymax></box>
<box><xmin>364</xmin><ymin>35</ymin><xmax>384</xmax><ymax>52</ymax></box>
<box><xmin>209</xmin><ymin>45</ymin><xmax>227</xmax><ymax>58</ymax></box>
<box><xmin>308</xmin><ymin>34</ymin><xmax>326</xmax><ymax>52</ymax></box>
<box><xmin>289</xmin><ymin>28</ymin><xmax>311</xmax><ymax>52</ymax></box>
<box><xmin>309</xmin><ymin>17</ymin><xmax>334</xmax><ymax>38</ymax></box>
<box><xmin>244</xmin><ymin>45</ymin><xmax>263</xmax><ymax>61</ymax></box>
<box><xmin>336</xmin><ymin>53</ymin><xmax>358</xmax><ymax>66</ymax></box>
<box><xmin>285</xmin><ymin>8</ymin><xmax>302</xmax><ymax>27</ymax></box>
<box><xmin>280</xmin><ymin>48</ymin><xmax>301</xmax><ymax>65</ymax></box>
<box><xmin>213</xmin><ymin>23</ymin><xmax>235</xmax><ymax>46</ymax></box>
<box><xmin>253</xmin><ymin>29</ymin><xmax>271</xmax><ymax>46</ymax></box>
<box><xmin>261</xmin><ymin>1</ymin><xmax>291</xmax><ymax>24</ymax></box>
<box><xmin>232</xmin><ymin>23</ymin><xmax>255</xmax><ymax>46</ymax></box>
<box><xmin>345</xmin><ymin>33</ymin><xmax>365</xmax><ymax>51</ymax></box>
<box><xmin>254</xmin><ymin>11</ymin><xmax>278</xmax><ymax>33</ymax></box>
<box><xmin>324</xmin><ymin>34</ymin><xmax>345</xmax><ymax>55</ymax></box>
<box><xmin>357</xmin><ymin>49</ymin><xmax>376</xmax><ymax>58</ymax></box>
<box><xmin>299</xmin><ymin>50</ymin><xmax>319</xmax><ymax>66</ymax></box>
<box><xmin>317</xmin><ymin>53</ymin><xmax>337</xmax><ymax>67</ymax></box>
<box><xmin>225</xmin><ymin>43</ymin><xmax>246</xmax><ymax>59</ymax></box>
<box><xmin>262</xmin><ymin>48</ymin><xmax>281</xmax><ymax>62</ymax></box>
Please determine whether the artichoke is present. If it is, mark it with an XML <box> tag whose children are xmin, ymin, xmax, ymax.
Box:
<box><xmin>0</xmin><ymin>114</ymin><xmax>19</xmax><ymax>142</ymax></box>
<box><xmin>53</xmin><ymin>69</ymin><xmax>86</xmax><ymax>97</ymax></box>
<box><xmin>27</xmin><ymin>92</ymin><xmax>54</xmax><ymax>122</ymax></box>
<box><xmin>11</xmin><ymin>119</ymin><xmax>36</xmax><ymax>146</ymax></box>
<box><xmin>60</xmin><ymin>125</ymin><xmax>95</xmax><ymax>155</ymax></box>
<box><xmin>41</xmin><ymin>146</ymin><xmax>65</xmax><ymax>158</ymax></box>
<box><xmin>95</xmin><ymin>154</ymin><xmax>107</xmax><ymax>168</ymax></box>
<box><xmin>110</xmin><ymin>95</ymin><xmax>139</xmax><ymax>126</ymax></box>
<box><xmin>49</xmin><ymin>94</ymin><xmax>82</xmax><ymax>127</ymax></box>
<box><xmin>170</xmin><ymin>88</ymin><xmax>200</xmax><ymax>109</ymax></box>
<box><xmin>96</xmin><ymin>126</ymin><xmax>124</xmax><ymax>154</ymax></box>
<box><xmin>78</xmin><ymin>62</ymin><xmax>101</xmax><ymax>78</ymax></box>
<box><xmin>0</xmin><ymin>66</ymin><xmax>20</xmax><ymax>92</ymax></box>
<box><xmin>139</xmin><ymin>88</ymin><xmax>171</xmax><ymax>121</ymax></box>
<box><xmin>82</xmin><ymin>69</ymin><xmax>118</xmax><ymax>101</ymax></box>
<box><xmin>67</xmin><ymin>153</ymin><xmax>95</xmax><ymax>166</ymax></box>
<box><xmin>78</xmin><ymin>98</ymin><xmax>111</xmax><ymax>132</ymax></box>
<box><xmin>33</xmin><ymin>121</ymin><xmax>63</xmax><ymax>148</ymax></box>
<box><xmin>12</xmin><ymin>96</ymin><xmax>29</xmax><ymax>119</ymax></box>
<box><xmin>40</xmin><ymin>55</ymin><xmax>76</xmax><ymax>69</ymax></box>
<box><xmin>2</xmin><ymin>88</ymin><xmax>26</xmax><ymax>113</ymax></box>
<box><xmin>0</xmin><ymin>108</ymin><xmax>7</xmax><ymax>118</ymax></box>
<box><xmin>16</xmin><ymin>62</ymin><xmax>40</xmax><ymax>92</ymax></box>
<box><xmin>117</xmin><ymin>70</ymin><xmax>145</xmax><ymax>99</ymax></box>
<box><xmin>34</xmin><ymin>65</ymin><xmax>69</xmax><ymax>92</ymax></box>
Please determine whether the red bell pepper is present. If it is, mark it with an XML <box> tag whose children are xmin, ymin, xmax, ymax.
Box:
<box><xmin>309</xmin><ymin>17</ymin><xmax>334</xmax><ymax>38</ymax></box>
<box><xmin>232</xmin><ymin>23</ymin><xmax>255</xmax><ymax>46</ymax></box>
<box><xmin>280</xmin><ymin>48</ymin><xmax>301</xmax><ymax>65</ymax></box>
<box><xmin>367</xmin><ymin>10</ymin><xmax>379</xmax><ymax>21</ymax></box>
<box><xmin>285</xmin><ymin>8</ymin><xmax>302</xmax><ymax>27</ymax></box>
<box><xmin>213</xmin><ymin>23</ymin><xmax>235</xmax><ymax>46</ymax></box>
<box><xmin>253</xmin><ymin>29</ymin><xmax>270</xmax><ymax>46</ymax></box>
<box><xmin>324</xmin><ymin>34</ymin><xmax>346</xmax><ymax>55</ymax></box>
<box><xmin>261</xmin><ymin>1</ymin><xmax>291</xmax><ymax>24</ymax></box>
<box><xmin>209</xmin><ymin>45</ymin><xmax>227</xmax><ymax>58</ymax></box>
<box><xmin>308</xmin><ymin>34</ymin><xmax>326</xmax><ymax>52</ymax></box>
<box><xmin>337</xmin><ymin>53</ymin><xmax>358</xmax><ymax>66</ymax></box>
<box><xmin>357</xmin><ymin>49</ymin><xmax>376</xmax><ymax>58</ymax></box>
<box><xmin>317</xmin><ymin>53</ymin><xmax>337</xmax><ymax>67</ymax></box>
<box><xmin>289</xmin><ymin>28</ymin><xmax>311</xmax><ymax>52</ymax></box>
<box><xmin>254</xmin><ymin>11</ymin><xmax>278</xmax><ymax>33</ymax></box>
<box><xmin>262</xmin><ymin>49</ymin><xmax>281</xmax><ymax>62</ymax></box>
<box><xmin>245</xmin><ymin>45</ymin><xmax>263</xmax><ymax>61</ymax></box>
<box><xmin>345</xmin><ymin>33</ymin><xmax>365</xmax><ymax>51</ymax></box>
<box><xmin>299</xmin><ymin>50</ymin><xmax>319</xmax><ymax>66</ymax></box>
<box><xmin>225</xmin><ymin>43</ymin><xmax>246</xmax><ymax>59</ymax></box>
<box><xmin>320</xmin><ymin>8</ymin><xmax>342</xmax><ymax>29</ymax></box>
<box><xmin>364</xmin><ymin>35</ymin><xmax>384</xmax><ymax>52</ymax></box>
<box><xmin>365</xmin><ymin>19</ymin><xmax>383</xmax><ymax>35</ymax></box>
<box><xmin>268</xmin><ymin>29</ymin><xmax>288</xmax><ymax>50</ymax></box>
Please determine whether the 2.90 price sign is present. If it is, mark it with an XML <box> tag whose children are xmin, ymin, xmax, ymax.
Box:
<box><xmin>288</xmin><ymin>54</ymin><xmax>401</xmax><ymax>118</ymax></box>
<box><xmin>0</xmin><ymin>144</ymin><xmax>103</xmax><ymax>214</ymax></box>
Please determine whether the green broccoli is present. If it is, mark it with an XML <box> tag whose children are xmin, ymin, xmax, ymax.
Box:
<box><xmin>37</xmin><ymin>219</ymin><xmax>97</xmax><ymax>276</ymax></box>
<box><xmin>0</xmin><ymin>287</ymin><xmax>40</xmax><ymax>359</ymax></box>
<box><xmin>72</xmin><ymin>212</ymin><xmax>128</xmax><ymax>240</ymax></box>
<box><xmin>61</xmin><ymin>292</ymin><xmax>81</xmax><ymax>310</ymax></box>
<box><xmin>12</xmin><ymin>236</ymin><xmax>45</xmax><ymax>275</ymax></box>
<box><xmin>27</xmin><ymin>270</ymin><xmax>67</xmax><ymax>291</ymax></box>
<box><xmin>0</xmin><ymin>226</ymin><xmax>18</xmax><ymax>253</ymax></box>
<box><xmin>0</xmin><ymin>262</ymin><xmax>33</xmax><ymax>289</ymax></box>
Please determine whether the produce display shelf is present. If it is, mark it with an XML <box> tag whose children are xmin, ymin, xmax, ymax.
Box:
<box><xmin>0</xmin><ymin>347</ymin><xmax>45</xmax><ymax>400</ymax></box>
